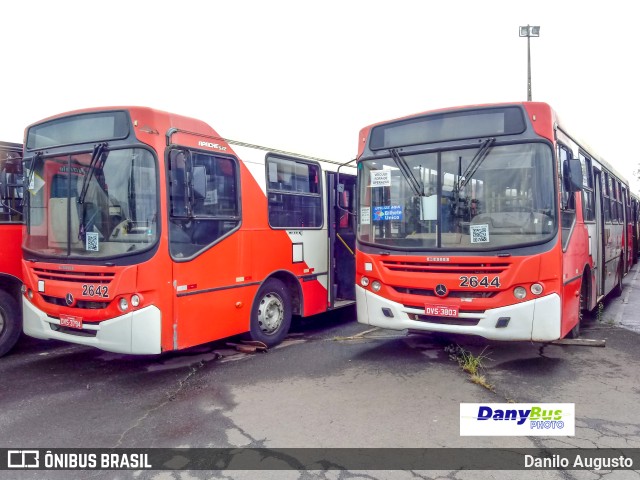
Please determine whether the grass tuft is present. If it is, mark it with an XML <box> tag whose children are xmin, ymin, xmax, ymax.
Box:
<box><xmin>445</xmin><ymin>344</ymin><xmax>494</xmax><ymax>391</ymax></box>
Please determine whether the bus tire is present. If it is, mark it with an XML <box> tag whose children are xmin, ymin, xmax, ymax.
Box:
<box><xmin>566</xmin><ymin>278</ymin><xmax>587</xmax><ymax>339</ymax></box>
<box><xmin>248</xmin><ymin>279</ymin><xmax>292</xmax><ymax>348</ymax></box>
<box><xmin>0</xmin><ymin>290</ymin><xmax>21</xmax><ymax>358</ymax></box>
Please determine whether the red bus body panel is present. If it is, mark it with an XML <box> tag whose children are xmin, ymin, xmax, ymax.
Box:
<box><xmin>1</xmin><ymin>224</ymin><xmax>22</xmax><ymax>281</ymax></box>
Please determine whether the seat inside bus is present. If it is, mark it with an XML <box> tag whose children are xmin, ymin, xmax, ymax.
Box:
<box><xmin>48</xmin><ymin>197</ymin><xmax>81</xmax><ymax>247</ymax></box>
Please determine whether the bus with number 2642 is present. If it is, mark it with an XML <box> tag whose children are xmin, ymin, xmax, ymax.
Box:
<box><xmin>20</xmin><ymin>107</ymin><xmax>356</xmax><ymax>354</ymax></box>
<box><xmin>355</xmin><ymin>102</ymin><xmax>631</xmax><ymax>341</ymax></box>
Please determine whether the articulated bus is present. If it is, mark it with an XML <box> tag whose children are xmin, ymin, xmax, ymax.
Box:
<box><xmin>355</xmin><ymin>102</ymin><xmax>632</xmax><ymax>341</ymax></box>
<box><xmin>0</xmin><ymin>141</ymin><xmax>23</xmax><ymax>357</ymax></box>
<box><xmin>20</xmin><ymin>107</ymin><xmax>356</xmax><ymax>354</ymax></box>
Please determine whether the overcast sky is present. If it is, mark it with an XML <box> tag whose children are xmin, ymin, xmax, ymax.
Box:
<box><xmin>2</xmin><ymin>0</ymin><xmax>639</xmax><ymax>191</ymax></box>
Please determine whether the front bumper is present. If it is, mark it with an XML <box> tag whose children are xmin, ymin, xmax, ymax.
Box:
<box><xmin>23</xmin><ymin>298</ymin><xmax>162</xmax><ymax>354</ymax></box>
<box><xmin>356</xmin><ymin>286</ymin><xmax>561</xmax><ymax>341</ymax></box>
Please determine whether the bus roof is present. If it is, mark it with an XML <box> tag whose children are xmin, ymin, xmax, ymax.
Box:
<box><xmin>359</xmin><ymin>101</ymin><xmax>629</xmax><ymax>186</ymax></box>
<box><xmin>0</xmin><ymin>140</ymin><xmax>22</xmax><ymax>151</ymax></box>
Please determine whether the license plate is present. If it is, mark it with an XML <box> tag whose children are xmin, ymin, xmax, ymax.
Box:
<box><xmin>59</xmin><ymin>314</ymin><xmax>83</xmax><ymax>329</ymax></box>
<box><xmin>424</xmin><ymin>304</ymin><xmax>459</xmax><ymax>317</ymax></box>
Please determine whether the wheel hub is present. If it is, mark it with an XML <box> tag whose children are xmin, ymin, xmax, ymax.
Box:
<box><xmin>257</xmin><ymin>293</ymin><xmax>284</xmax><ymax>335</ymax></box>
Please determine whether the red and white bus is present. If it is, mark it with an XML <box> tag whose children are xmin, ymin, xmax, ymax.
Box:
<box><xmin>630</xmin><ymin>193</ymin><xmax>640</xmax><ymax>264</ymax></box>
<box><xmin>355</xmin><ymin>102</ymin><xmax>632</xmax><ymax>341</ymax></box>
<box><xmin>21</xmin><ymin>107</ymin><xmax>356</xmax><ymax>354</ymax></box>
<box><xmin>0</xmin><ymin>141</ymin><xmax>24</xmax><ymax>357</ymax></box>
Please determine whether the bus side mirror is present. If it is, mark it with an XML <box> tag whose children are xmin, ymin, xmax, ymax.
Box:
<box><xmin>565</xmin><ymin>159</ymin><xmax>583</xmax><ymax>192</ymax></box>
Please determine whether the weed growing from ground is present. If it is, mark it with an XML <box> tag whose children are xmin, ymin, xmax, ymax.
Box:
<box><xmin>445</xmin><ymin>344</ymin><xmax>494</xmax><ymax>391</ymax></box>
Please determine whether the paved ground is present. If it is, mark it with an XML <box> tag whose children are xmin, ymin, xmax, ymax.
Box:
<box><xmin>2</xmin><ymin>265</ymin><xmax>640</xmax><ymax>479</ymax></box>
<box><xmin>606</xmin><ymin>262</ymin><xmax>640</xmax><ymax>333</ymax></box>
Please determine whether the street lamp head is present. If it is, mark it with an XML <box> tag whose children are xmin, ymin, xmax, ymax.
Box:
<box><xmin>519</xmin><ymin>25</ymin><xmax>540</xmax><ymax>101</ymax></box>
<box><xmin>519</xmin><ymin>25</ymin><xmax>541</xmax><ymax>37</ymax></box>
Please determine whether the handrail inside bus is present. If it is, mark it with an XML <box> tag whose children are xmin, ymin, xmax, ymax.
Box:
<box><xmin>336</xmin><ymin>158</ymin><xmax>357</xmax><ymax>216</ymax></box>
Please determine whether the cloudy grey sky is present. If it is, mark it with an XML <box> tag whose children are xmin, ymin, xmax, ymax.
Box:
<box><xmin>2</xmin><ymin>0</ymin><xmax>638</xmax><ymax>190</ymax></box>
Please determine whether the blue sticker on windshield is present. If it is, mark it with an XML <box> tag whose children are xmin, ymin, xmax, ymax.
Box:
<box><xmin>373</xmin><ymin>205</ymin><xmax>403</xmax><ymax>221</ymax></box>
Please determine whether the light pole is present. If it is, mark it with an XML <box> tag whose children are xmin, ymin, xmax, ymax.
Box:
<box><xmin>519</xmin><ymin>25</ymin><xmax>540</xmax><ymax>101</ymax></box>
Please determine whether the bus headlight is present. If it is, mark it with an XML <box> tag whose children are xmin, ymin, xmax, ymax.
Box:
<box><xmin>513</xmin><ymin>287</ymin><xmax>527</xmax><ymax>299</ymax></box>
<box><xmin>28</xmin><ymin>289</ymin><xmax>34</xmax><ymax>300</ymax></box>
<box><xmin>131</xmin><ymin>294</ymin><xmax>140</xmax><ymax>307</ymax></box>
<box><xmin>371</xmin><ymin>281</ymin><xmax>382</xmax><ymax>292</ymax></box>
<box><xmin>361</xmin><ymin>276</ymin><xmax>370</xmax><ymax>287</ymax></box>
<box><xmin>119</xmin><ymin>298</ymin><xmax>129</xmax><ymax>311</ymax></box>
<box><xmin>530</xmin><ymin>283</ymin><xmax>544</xmax><ymax>295</ymax></box>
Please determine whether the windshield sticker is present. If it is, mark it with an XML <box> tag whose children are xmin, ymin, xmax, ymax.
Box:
<box><xmin>373</xmin><ymin>205</ymin><xmax>403</xmax><ymax>221</ymax></box>
<box><xmin>205</xmin><ymin>189</ymin><xmax>218</xmax><ymax>205</ymax></box>
<box><xmin>370</xmin><ymin>170</ymin><xmax>392</xmax><ymax>187</ymax></box>
<box><xmin>85</xmin><ymin>232</ymin><xmax>99</xmax><ymax>252</ymax></box>
<box><xmin>27</xmin><ymin>171</ymin><xmax>45</xmax><ymax>194</ymax></box>
<box><xmin>360</xmin><ymin>207</ymin><xmax>371</xmax><ymax>225</ymax></box>
<box><xmin>470</xmin><ymin>224</ymin><xmax>490</xmax><ymax>243</ymax></box>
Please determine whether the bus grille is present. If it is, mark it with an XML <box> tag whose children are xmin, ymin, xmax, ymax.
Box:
<box><xmin>394</xmin><ymin>287</ymin><xmax>497</xmax><ymax>298</ymax></box>
<box><xmin>41</xmin><ymin>294</ymin><xmax>108</xmax><ymax>310</ymax></box>
<box><xmin>32</xmin><ymin>267</ymin><xmax>115</xmax><ymax>284</ymax></box>
<box><xmin>381</xmin><ymin>260</ymin><xmax>509</xmax><ymax>274</ymax></box>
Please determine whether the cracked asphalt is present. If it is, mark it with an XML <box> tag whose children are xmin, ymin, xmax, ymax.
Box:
<box><xmin>2</xmin><ymin>266</ymin><xmax>640</xmax><ymax>480</ymax></box>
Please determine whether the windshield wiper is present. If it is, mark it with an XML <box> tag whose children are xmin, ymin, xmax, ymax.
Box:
<box><xmin>389</xmin><ymin>148</ymin><xmax>424</xmax><ymax>197</ymax></box>
<box><xmin>78</xmin><ymin>142</ymin><xmax>108</xmax><ymax>205</ymax></box>
<box><xmin>25</xmin><ymin>151</ymin><xmax>43</xmax><ymax>194</ymax></box>
<box><xmin>457</xmin><ymin>137</ymin><xmax>495</xmax><ymax>191</ymax></box>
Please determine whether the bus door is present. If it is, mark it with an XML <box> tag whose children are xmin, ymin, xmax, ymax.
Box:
<box><xmin>622</xmin><ymin>187</ymin><xmax>630</xmax><ymax>273</ymax></box>
<box><xmin>168</xmin><ymin>148</ymin><xmax>246</xmax><ymax>349</ymax></box>
<box><xmin>326</xmin><ymin>171</ymin><xmax>356</xmax><ymax>307</ymax></box>
<box><xmin>631</xmin><ymin>197</ymin><xmax>640</xmax><ymax>265</ymax></box>
<box><xmin>593</xmin><ymin>168</ymin><xmax>605</xmax><ymax>299</ymax></box>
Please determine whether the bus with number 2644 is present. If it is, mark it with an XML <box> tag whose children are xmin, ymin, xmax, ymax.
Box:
<box><xmin>355</xmin><ymin>102</ymin><xmax>631</xmax><ymax>341</ymax></box>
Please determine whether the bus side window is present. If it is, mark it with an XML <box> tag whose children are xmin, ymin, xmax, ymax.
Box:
<box><xmin>602</xmin><ymin>173</ymin><xmax>611</xmax><ymax>223</ymax></box>
<box><xmin>169</xmin><ymin>150</ymin><xmax>188</xmax><ymax>217</ymax></box>
<box><xmin>168</xmin><ymin>149</ymin><xmax>240</xmax><ymax>259</ymax></box>
<box><xmin>266</xmin><ymin>155</ymin><xmax>322</xmax><ymax>228</ymax></box>
<box><xmin>0</xmin><ymin>155</ymin><xmax>23</xmax><ymax>221</ymax></box>
<box><xmin>558</xmin><ymin>145</ymin><xmax>575</xmax><ymax>210</ymax></box>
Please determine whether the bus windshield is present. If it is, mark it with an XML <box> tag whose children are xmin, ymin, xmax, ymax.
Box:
<box><xmin>358</xmin><ymin>142</ymin><xmax>556</xmax><ymax>250</ymax></box>
<box><xmin>24</xmin><ymin>147</ymin><xmax>158</xmax><ymax>258</ymax></box>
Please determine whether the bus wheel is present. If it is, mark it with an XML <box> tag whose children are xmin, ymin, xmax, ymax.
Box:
<box><xmin>567</xmin><ymin>279</ymin><xmax>586</xmax><ymax>339</ymax></box>
<box><xmin>0</xmin><ymin>290</ymin><xmax>21</xmax><ymax>358</ymax></box>
<box><xmin>249</xmin><ymin>279</ymin><xmax>292</xmax><ymax>348</ymax></box>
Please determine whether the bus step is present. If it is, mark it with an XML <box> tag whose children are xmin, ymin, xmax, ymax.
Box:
<box><xmin>551</xmin><ymin>338</ymin><xmax>606</xmax><ymax>347</ymax></box>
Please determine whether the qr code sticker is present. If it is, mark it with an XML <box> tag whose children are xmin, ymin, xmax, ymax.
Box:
<box><xmin>470</xmin><ymin>224</ymin><xmax>489</xmax><ymax>243</ymax></box>
<box><xmin>86</xmin><ymin>232</ymin><xmax>99</xmax><ymax>252</ymax></box>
